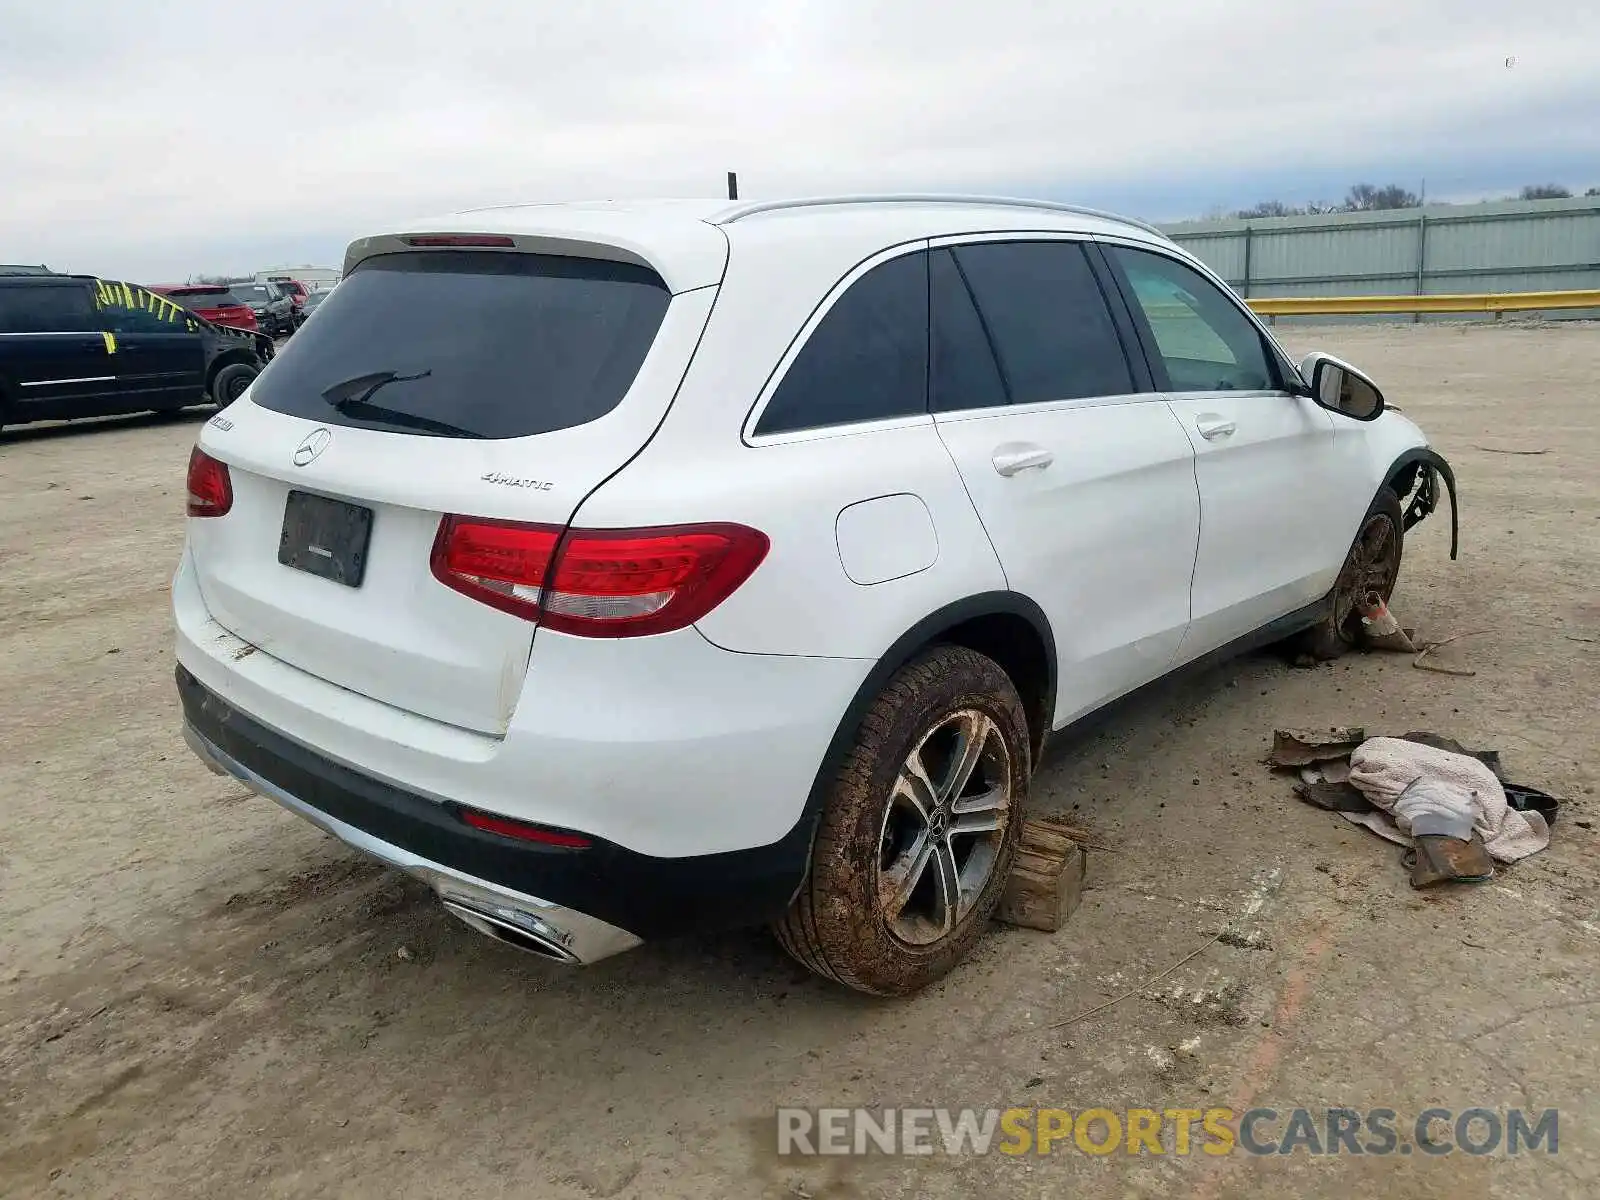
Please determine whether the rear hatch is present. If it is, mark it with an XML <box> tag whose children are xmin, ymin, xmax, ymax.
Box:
<box><xmin>188</xmin><ymin>238</ymin><xmax>723</xmax><ymax>735</ymax></box>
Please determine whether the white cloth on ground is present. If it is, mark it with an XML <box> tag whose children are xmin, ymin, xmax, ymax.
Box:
<box><xmin>1343</xmin><ymin>736</ymin><xmax>1549</xmax><ymax>862</ymax></box>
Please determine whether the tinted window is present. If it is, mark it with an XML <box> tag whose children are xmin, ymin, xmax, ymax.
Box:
<box><xmin>755</xmin><ymin>251</ymin><xmax>928</xmax><ymax>436</ymax></box>
<box><xmin>232</xmin><ymin>284</ymin><xmax>275</xmax><ymax>302</ymax></box>
<box><xmin>95</xmin><ymin>280</ymin><xmax>197</xmax><ymax>334</ymax></box>
<box><xmin>249</xmin><ymin>250</ymin><xmax>671</xmax><ymax>440</ymax></box>
<box><xmin>952</xmin><ymin>241</ymin><xmax>1132</xmax><ymax>404</ymax></box>
<box><xmin>0</xmin><ymin>283</ymin><xmax>97</xmax><ymax>333</ymax></box>
<box><xmin>171</xmin><ymin>289</ymin><xmax>242</xmax><ymax>309</ymax></box>
<box><xmin>929</xmin><ymin>249</ymin><xmax>1006</xmax><ymax>412</ymax></box>
<box><xmin>1111</xmin><ymin>247</ymin><xmax>1276</xmax><ymax>392</ymax></box>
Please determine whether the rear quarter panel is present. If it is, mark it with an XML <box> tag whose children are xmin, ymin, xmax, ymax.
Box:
<box><xmin>570</xmin><ymin>230</ymin><xmax>1007</xmax><ymax>659</ymax></box>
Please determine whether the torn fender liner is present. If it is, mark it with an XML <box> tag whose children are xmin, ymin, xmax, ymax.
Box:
<box><xmin>1399</xmin><ymin>449</ymin><xmax>1459</xmax><ymax>561</ymax></box>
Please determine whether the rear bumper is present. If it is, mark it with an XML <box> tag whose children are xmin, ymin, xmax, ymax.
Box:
<box><xmin>177</xmin><ymin>664</ymin><xmax>833</xmax><ymax>945</ymax></box>
<box><xmin>182</xmin><ymin>712</ymin><xmax>638</xmax><ymax>963</ymax></box>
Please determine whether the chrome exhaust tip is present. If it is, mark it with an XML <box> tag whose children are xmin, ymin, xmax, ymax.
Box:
<box><xmin>440</xmin><ymin>898</ymin><xmax>583</xmax><ymax>964</ymax></box>
<box><xmin>180</xmin><ymin>720</ymin><xmax>644</xmax><ymax>966</ymax></box>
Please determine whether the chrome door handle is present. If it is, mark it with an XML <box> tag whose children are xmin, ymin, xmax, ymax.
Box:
<box><xmin>992</xmin><ymin>444</ymin><xmax>1054</xmax><ymax>476</ymax></box>
<box><xmin>1196</xmin><ymin>417</ymin><xmax>1236</xmax><ymax>440</ymax></box>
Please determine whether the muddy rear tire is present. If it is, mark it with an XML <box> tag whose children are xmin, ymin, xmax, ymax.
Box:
<box><xmin>1299</xmin><ymin>487</ymin><xmax>1405</xmax><ymax>661</ymax></box>
<box><xmin>774</xmin><ymin>645</ymin><xmax>1030</xmax><ymax>996</ymax></box>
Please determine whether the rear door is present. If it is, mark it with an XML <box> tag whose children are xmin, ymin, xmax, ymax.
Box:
<box><xmin>96</xmin><ymin>281</ymin><xmax>207</xmax><ymax>409</ymax></box>
<box><xmin>1102</xmin><ymin>243</ymin><xmax>1354</xmax><ymax>656</ymax></box>
<box><xmin>188</xmin><ymin>245</ymin><xmax>718</xmax><ymax>736</ymax></box>
<box><xmin>928</xmin><ymin>239</ymin><xmax>1200</xmax><ymax>725</ymax></box>
<box><xmin>0</xmin><ymin>281</ymin><xmax>117</xmax><ymax>417</ymax></box>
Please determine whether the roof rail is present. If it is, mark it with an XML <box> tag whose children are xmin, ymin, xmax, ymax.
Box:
<box><xmin>710</xmin><ymin>194</ymin><xmax>1169</xmax><ymax>239</ymax></box>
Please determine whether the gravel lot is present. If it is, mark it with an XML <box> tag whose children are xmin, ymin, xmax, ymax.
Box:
<box><xmin>2</xmin><ymin>322</ymin><xmax>1597</xmax><ymax>1199</ymax></box>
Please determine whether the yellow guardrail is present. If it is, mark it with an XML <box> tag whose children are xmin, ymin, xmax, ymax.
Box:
<box><xmin>1245</xmin><ymin>289</ymin><xmax>1600</xmax><ymax>316</ymax></box>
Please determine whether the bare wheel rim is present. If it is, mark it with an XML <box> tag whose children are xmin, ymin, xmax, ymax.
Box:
<box><xmin>875</xmin><ymin>708</ymin><xmax>1014</xmax><ymax>947</ymax></box>
<box><xmin>1332</xmin><ymin>512</ymin><xmax>1401</xmax><ymax>644</ymax></box>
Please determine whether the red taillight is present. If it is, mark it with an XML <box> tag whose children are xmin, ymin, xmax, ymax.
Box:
<box><xmin>458</xmin><ymin>807</ymin><xmax>591</xmax><ymax>848</ymax></box>
<box><xmin>186</xmin><ymin>447</ymin><xmax>233</xmax><ymax>517</ymax></box>
<box><xmin>430</xmin><ymin>517</ymin><xmax>769</xmax><ymax>637</ymax></box>
<box><xmin>404</xmin><ymin>234</ymin><xmax>516</xmax><ymax>248</ymax></box>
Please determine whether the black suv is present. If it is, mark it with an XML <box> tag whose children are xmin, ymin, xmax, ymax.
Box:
<box><xmin>227</xmin><ymin>280</ymin><xmax>299</xmax><ymax>336</ymax></box>
<box><xmin>0</xmin><ymin>274</ymin><xmax>274</xmax><ymax>433</ymax></box>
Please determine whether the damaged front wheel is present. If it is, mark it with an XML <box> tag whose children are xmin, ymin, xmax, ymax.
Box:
<box><xmin>1300</xmin><ymin>487</ymin><xmax>1406</xmax><ymax>661</ymax></box>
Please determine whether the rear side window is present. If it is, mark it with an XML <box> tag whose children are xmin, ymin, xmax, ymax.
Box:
<box><xmin>249</xmin><ymin>251</ymin><xmax>672</xmax><ymax>440</ymax></box>
<box><xmin>929</xmin><ymin>249</ymin><xmax>1006</xmax><ymax>413</ymax></box>
<box><xmin>754</xmin><ymin>250</ymin><xmax>928</xmax><ymax>436</ymax></box>
<box><xmin>951</xmin><ymin>241</ymin><xmax>1132</xmax><ymax>404</ymax></box>
<box><xmin>0</xmin><ymin>283</ymin><xmax>97</xmax><ymax>333</ymax></box>
<box><xmin>95</xmin><ymin>281</ymin><xmax>197</xmax><ymax>334</ymax></box>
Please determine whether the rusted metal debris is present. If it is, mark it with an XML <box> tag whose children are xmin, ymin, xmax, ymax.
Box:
<box><xmin>1268</xmin><ymin>727</ymin><xmax>1367</xmax><ymax>768</ymax></box>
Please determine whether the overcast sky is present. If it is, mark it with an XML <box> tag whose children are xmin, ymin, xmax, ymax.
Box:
<box><xmin>3</xmin><ymin>0</ymin><xmax>1596</xmax><ymax>281</ymax></box>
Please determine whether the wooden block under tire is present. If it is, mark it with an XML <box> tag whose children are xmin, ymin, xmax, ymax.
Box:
<box><xmin>996</xmin><ymin>818</ymin><xmax>1088</xmax><ymax>933</ymax></box>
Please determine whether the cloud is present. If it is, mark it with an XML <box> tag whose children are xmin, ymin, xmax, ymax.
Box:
<box><xmin>2</xmin><ymin>0</ymin><xmax>1594</xmax><ymax>279</ymax></box>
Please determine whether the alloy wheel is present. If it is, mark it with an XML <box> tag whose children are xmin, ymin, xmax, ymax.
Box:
<box><xmin>875</xmin><ymin>708</ymin><xmax>1014</xmax><ymax>946</ymax></box>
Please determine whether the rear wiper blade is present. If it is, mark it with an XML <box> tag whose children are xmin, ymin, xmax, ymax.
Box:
<box><xmin>317</xmin><ymin>367</ymin><xmax>479</xmax><ymax>437</ymax></box>
<box><xmin>329</xmin><ymin>396</ymin><xmax>485</xmax><ymax>439</ymax></box>
<box><xmin>321</xmin><ymin>368</ymin><xmax>432</xmax><ymax>409</ymax></box>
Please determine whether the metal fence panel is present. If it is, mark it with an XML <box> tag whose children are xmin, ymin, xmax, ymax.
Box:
<box><xmin>1161</xmin><ymin>196</ymin><xmax>1600</xmax><ymax>320</ymax></box>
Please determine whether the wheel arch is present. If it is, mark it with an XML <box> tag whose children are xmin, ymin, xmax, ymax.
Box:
<box><xmin>205</xmin><ymin>348</ymin><xmax>260</xmax><ymax>392</ymax></box>
<box><xmin>1380</xmin><ymin>447</ymin><xmax>1458</xmax><ymax>560</ymax></box>
<box><xmin>773</xmin><ymin>591</ymin><xmax>1057</xmax><ymax>903</ymax></box>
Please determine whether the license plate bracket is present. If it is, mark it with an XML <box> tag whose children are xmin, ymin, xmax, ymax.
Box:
<box><xmin>278</xmin><ymin>490</ymin><xmax>373</xmax><ymax>587</ymax></box>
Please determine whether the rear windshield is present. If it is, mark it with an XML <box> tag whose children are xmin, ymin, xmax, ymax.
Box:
<box><xmin>232</xmin><ymin>284</ymin><xmax>274</xmax><ymax>301</ymax></box>
<box><xmin>171</xmin><ymin>289</ymin><xmax>239</xmax><ymax>307</ymax></box>
<box><xmin>248</xmin><ymin>250</ymin><xmax>672</xmax><ymax>439</ymax></box>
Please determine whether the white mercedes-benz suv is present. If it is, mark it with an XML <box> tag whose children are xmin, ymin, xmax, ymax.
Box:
<box><xmin>175</xmin><ymin>195</ymin><xmax>1456</xmax><ymax>995</ymax></box>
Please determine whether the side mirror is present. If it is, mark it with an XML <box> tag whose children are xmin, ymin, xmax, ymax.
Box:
<box><xmin>1299</xmin><ymin>352</ymin><xmax>1385</xmax><ymax>421</ymax></box>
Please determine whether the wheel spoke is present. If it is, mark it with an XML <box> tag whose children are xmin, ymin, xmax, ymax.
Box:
<box><xmin>939</xmin><ymin>712</ymin><xmax>995</xmax><ymax>806</ymax></box>
<box><xmin>879</xmin><ymin>831</ymin><xmax>934</xmax><ymax>923</ymax></box>
<box><xmin>949</xmin><ymin>808</ymin><xmax>1006</xmax><ymax>838</ymax></box>
<box><xmin>930</xmin><ymin>839</ymin><xmax>962</xmax><ymax>934</ymax></box>
<box><xmin>892</xmin><ymin>755</ymin><xmax>937</xmax><ymax>823</ymax></box>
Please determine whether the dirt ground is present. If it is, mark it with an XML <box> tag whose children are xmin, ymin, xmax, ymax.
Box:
<box><xmin>2</xmin><ymin>322</ymin><xmax>1598</xmax><ymax>1199</ymax></box>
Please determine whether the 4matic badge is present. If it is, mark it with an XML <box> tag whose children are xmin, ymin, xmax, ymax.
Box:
<box><xmin>481</xmin><ymin>472</ymin><xmax>553</xmax><ymax>491</ymax></box>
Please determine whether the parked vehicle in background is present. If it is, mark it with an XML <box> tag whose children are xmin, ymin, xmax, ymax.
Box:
<box><xmin>229</xmin><ymin>281</ymin><xmax>297</xmax><ymax>335</ymax></box>
<box><xmin>298</xmin><ymin>288</ymin><xmax>331</xmax><ymax>317</ymax></box>
<box><xmin>1</xmin><ymin>274</ymin><xmax>273</xmax><ymax>431</ymax></box>
<box><xmin>275</xmin><ymin>279</ymin><xmax>310</xmax><ymax>315</ymax></box>
<box><xmin>151</xmin><ymin>284</ymin><xmax>260</xmax><ymax>333</ymax></box>
<box><xmin>174</xmin><ymin>196</ymin><xmax>1456</xmax><ymax>995</ymax></box>
<box><xmin>257</xmin><ymin>266</ymin><xmax>341</xmax><ymax>293</ymax></box>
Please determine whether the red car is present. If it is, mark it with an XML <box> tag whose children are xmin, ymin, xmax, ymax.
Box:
<box><xmin>149</xmin><ymin>284</ymin><xmax>260</xmax><ymax>333</ymax></box>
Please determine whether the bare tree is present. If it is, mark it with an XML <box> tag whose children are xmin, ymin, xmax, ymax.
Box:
<box><xmin>1344</xmin><ymin>183</ymin><xmax>1421</xmax><ymax>211</ymax></box>
<box><xmin>1519</xmin><ymin>184</ymin><xmax>1572</xmax><ymax>200</ymax></box>
<box><xmin>1235</xmin><ymin>200</ymin><xmax>1298</xmax><ymax>219</ymax></box>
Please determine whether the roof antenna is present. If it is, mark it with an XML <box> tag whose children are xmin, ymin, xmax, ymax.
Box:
<box><xmin>727</xmin><ymin>171</ymin><xmax>739</xmax><ymax>201</ymax></box>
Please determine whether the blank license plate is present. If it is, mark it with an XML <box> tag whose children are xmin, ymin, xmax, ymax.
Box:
<box><xmin>278</xmin><ymin>490</ymin><xmax>373</xmax><ymax>587</ymax></box>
